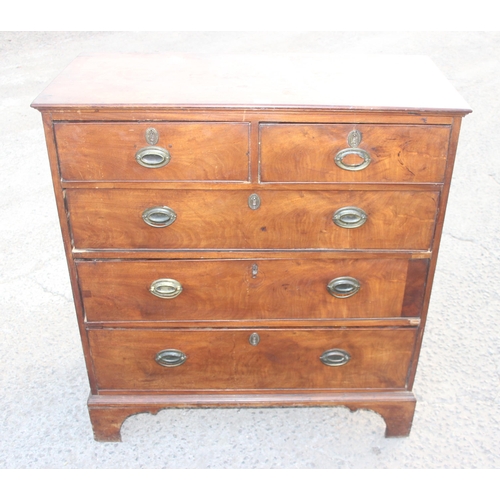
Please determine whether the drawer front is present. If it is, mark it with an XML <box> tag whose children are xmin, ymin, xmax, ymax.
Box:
<box><xmin>67</xmin><ymin>188</ymin><xmax>439</xmax><ymax>251</ymax></box>
<box><xmin>260</xmin><ymin>124</ymin><xmax>450</xmax><ymax>183</ymax></box>
<box><xmin>77</xmin><ymin>258</ymin><xmax>423</xmax><ymax>322</ymax></box>
<box><xmin>54</xmin><ymin>122</ymin><xmax>249</xmax><ymax>181</ymax></box>
<box><xmin>89</xmin><ymin>328</ymin><xmax>417</xmax><ymax>390</ymax></box>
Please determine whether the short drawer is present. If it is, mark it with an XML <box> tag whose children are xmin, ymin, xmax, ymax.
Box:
<box><xmin>54</xmin><ymin>122</ymin><xmax>249</xmax><ymax>181</ymax></box>
<box><xmin>260</xmin><ymin>123</ymin><xmax>450</xmax><ymax>183</ymax></box>
<box><xmin>77</xmin><ymin>258</ymin><xmax>427</xmax><ymax>322</ymax></box>
<box><xmin>89</xmin><ymin>327</ymin><xmax>417</xmax><ymax>390</ymax></box>
<box><xmin>67</xmin><ymin>188</ymin><xmax>439</xmax><ymax>251</ymax></box>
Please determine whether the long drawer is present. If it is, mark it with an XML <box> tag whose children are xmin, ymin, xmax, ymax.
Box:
<box><xmin>260</xmin><ymin>123</ymin><xmax>450</xmax><ymax>183</ymax></box>
<box><xmin>77</xmin><ymin>258</ymin><xmax>427</xmax><ymax>322</ymax></box>
<box><xmin>66</xmin><ymin>188</ymin><xmax>439</xmax><ymax>251</ymax></box>
<box><xmin>54</xmin><ymin>122</ymin><xmax>250</xmax><ymax>181</ymax></box>
<box><xmin>89</xmin><ymin>327</ymin><xmax>418</xmax><ymax>390</ymax></box>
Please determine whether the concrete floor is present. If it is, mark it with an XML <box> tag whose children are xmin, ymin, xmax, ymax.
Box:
<box><xmin>0</xmin><ymin>32</ymin><xmax>499</xmax><ymax>468</ymax></box>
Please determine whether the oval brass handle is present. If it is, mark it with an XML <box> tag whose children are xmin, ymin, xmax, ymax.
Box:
<box><xmin>150</xmin><ymin>278</ymin><xmax>183</xmax><ymax>299</ymax></box>
<box><xmin>142</xmin><ymin>206</ymin><xmax>177</xmax><ymax>228</ymax></box>
<box><xmin>333</xmin><ymin>206</ymin><xmax>367</xmax><ymax>228</ymax></box>
<box><xmin>335</xmin><ymin>147</ymin><xmax>371</xmax><ymax>171</ymax></box>
<box><xmin>135</xmin><ymin>146</ymin><xmax>171</xmax><ymax>168</ymax></box>
<box><xmin>320</xmin><ymin>349</ymin><xmax>351</xmax><ymax>367</ymax></box>
<box><xmin>155</xmin><ymin>349</ymin><xmax>187</xmax><ymax>367</ymax></box>
<box><xmin>327</xmin><ymin>277</ymin><xmax>360</xmax><ymax>298</ymax></box>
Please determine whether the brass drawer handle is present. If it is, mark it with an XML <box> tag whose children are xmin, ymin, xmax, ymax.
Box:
<box><xmin>327</xmin><ymin>277</ymin><xmax>360</xmax><ymax>298</ymax></box>
<box><xmin>155</xmin><ymin>349</ymin><xmax>187</xmax><ymax>367</ymax></box>
<box><xmin>135</xmin><ymin>146</ymin><xmax>171</xmax><ymax>168</ymax></box>
<box><xmin>333</xmin><ymin>206</ymin><xmax>367</xmax><ymax>228</ymax></box>
<box><xmin>142</xmin><ymin>206</ymin><xmax>177</xmax><ymax>228</ymax></box>
<box><xmin>335</xmin><ymin>148</ymin><xmax>371</xmax><ymax>171</ymax></box>
<box><xmin>334</xmin><ymin>130</ymin><xmax>371</xmax><ymax>171</ymax></box>
<box><xmin>150</xmin><ymin>278</ymin><xmax>183</xmax><ymax>299</ymax></box>
<box><xmin>320</xmin><ymin>349</ymin><xmax>351</xmax><ymax>367</ymax></box>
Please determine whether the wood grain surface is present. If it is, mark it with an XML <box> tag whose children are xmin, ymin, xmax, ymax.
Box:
<box><xmin>88</xmin><ymin>327</ymin><xmax>418</xmax><ymax>390</ymax></box>
<box><xmin>260</xmin><ymin>123</ymin><xmax>450</xmax><ymax>183</ymax></box>
<box><xmin>76</xmin><ymin>258</ymin><xmax>416</xmax><ymax>322</ymax></box>
<box><xmin>55</xmin><ymin>122</ymin><xmax>250</xmax><ymax>181</ymax></box>
<box><xmin>66</xmin><ymin>188</ymin><xmax>439</xmax><ymax>251</ymax></box>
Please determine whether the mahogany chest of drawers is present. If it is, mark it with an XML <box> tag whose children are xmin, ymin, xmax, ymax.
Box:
<box><xmin>32</xmin><ymin>54</ymin><xmax>471</xmax><ymax>441</ymax></box>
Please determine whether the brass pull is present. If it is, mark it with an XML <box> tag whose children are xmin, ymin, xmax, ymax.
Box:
<box><xmin>155</xmin><ymin>349</ymin><xmax>187</xmax><ymax>367</ymax></box>
<box><xmin>135</xmin><ymin>146</ymin><xmax>171</xmax><ymax>168</ymax></box>
<box><xmin>150</xmin><ymin>278</ymin><xmax>183</xmax><ymax>299</ymax></box>
<box><xmin>335</xmin><ymin>130</ymin><xmax>371</xmax><ymax>171</ymax></box>
<box><xmin>327</xmin><ymin>277</ymin><xmax>360</xmax><ymax>298</ymax></box>
<box><xmin>320</xmin><ymin>349</ymin><xmax>351</xmax><ymax>367</ymax></box>
<box><xmin>142</xmin><ymin>206</ymin><xmax>177</xmax><ymax>228</ymax></box>
<box><xmin>333</xmin><ymin>206</ymin><xmax>367</xmax><ymax>228</ymax></box>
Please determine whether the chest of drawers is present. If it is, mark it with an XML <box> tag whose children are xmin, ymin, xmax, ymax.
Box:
<box><xmin>32</xmin><ymin>54</ymin><xmax>471</xmax><ymax>441</ymax></box>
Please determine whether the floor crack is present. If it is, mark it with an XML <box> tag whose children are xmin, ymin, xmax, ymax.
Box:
<box><xmin>32</xmin><ymin>279</ymin><xmax>72</xmax><ymax>302</ymax></box>
<box><xmin>488</xmin><ymin>173</ymin><xmax>500</xmax><ymax>186</ymax></box>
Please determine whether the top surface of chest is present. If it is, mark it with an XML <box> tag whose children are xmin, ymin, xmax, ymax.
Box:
<box><xmin>31</xmin><ymin>53</ymin><xmax>471</xmax><ymax>113</ymax></box>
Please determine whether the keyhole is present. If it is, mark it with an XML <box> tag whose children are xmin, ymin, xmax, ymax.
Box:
<box><xmin>248</xmin><ymin>193</ymin><xmax>261</xmax><ymax>210</ymax></box>
<box><xmin>249</xmin><ymin>333</ymin><xmax>260</xmax><ymax>346</ymax></box>
<box><xmin>252</xmin><ymin>264</ymin><xmax>258</xmax><ymax>278</ymax></box>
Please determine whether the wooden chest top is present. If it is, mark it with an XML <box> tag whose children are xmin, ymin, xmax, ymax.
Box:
<box><xmin>31</xmin><ymin>53</ymin><xmax>471</xmax><ymax>113</ymax></box>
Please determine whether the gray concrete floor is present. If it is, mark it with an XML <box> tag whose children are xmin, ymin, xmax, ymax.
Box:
<box><xmin>0</xmin><ymin>32</ymin><xmax>499</xmax><ymax>468</ymax></box>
